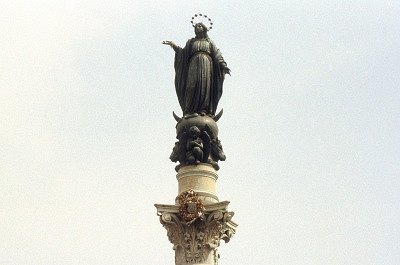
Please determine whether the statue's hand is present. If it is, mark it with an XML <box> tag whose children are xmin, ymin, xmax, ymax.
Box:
<box><xmin>223</xmin><ymin>66</ymin><xmax>231</xmax><ymax>76</ymax></box>
<box><xmin>162</xmin><ymin>41</ymin><xmax>178</xmax><ymax>51</ymax></box>
<box><xmin>162</xmin><ymin>40</ymin><xmax>175</xmax><ymax>47</ymax></box>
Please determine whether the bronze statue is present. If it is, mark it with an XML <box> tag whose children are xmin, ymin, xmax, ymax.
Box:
<box><xmin>163</xmin><ymin>14</ymin><xmax>230</xmax><ymax>117</ymax></box>
<box><xmin>166</xmin><ymin>15</ymin><xmax>228</xmax><ymax>171</ymax></box>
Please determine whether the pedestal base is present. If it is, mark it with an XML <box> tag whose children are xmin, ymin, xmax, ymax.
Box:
<box><xmin>176</xmin><ymin>164</ymin><xmax>218</xmax><ymax>204</ymax></box>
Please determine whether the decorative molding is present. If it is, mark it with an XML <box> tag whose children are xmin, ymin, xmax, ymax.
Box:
<box><xmin>155</xmin><ymin>201</ymin><xmax>237</xmax><ymax>265</ymax></box>
<box><xmin>176</xmin><ymin>164</ymin><xmax>219</xmax><ymax>180</ymax></box>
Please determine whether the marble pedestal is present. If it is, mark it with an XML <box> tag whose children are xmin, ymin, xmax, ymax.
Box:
<box><xmin>176</xmin><ymin>164</ymin><xmax>219</xmax><ymax>204</ymax></box>
<box><xmin>155</xmin><ymin>164</ymin><xmax>237</xmax><ymax>265</ymax></box>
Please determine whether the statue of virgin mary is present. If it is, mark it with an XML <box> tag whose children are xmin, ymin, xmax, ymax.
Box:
<box><xmin>163</xmin><ymin>16</ymin><xmax>230</xmax><ymax>116</ymax></box>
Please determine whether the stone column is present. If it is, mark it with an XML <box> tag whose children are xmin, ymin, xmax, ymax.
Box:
<box><xmin>176</xmin><ymin>164</ymin><xmax>219</xmax><ymax>204</ymax></box>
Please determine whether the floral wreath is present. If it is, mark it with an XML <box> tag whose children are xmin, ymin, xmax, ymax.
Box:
<box><xmin>178</xmin><ymin>190</ymin><xmax>205</xmax><ymax>223</ymax></box>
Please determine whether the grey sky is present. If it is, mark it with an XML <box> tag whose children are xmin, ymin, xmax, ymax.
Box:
<box><xmin>1</xmin><ymin>1</ymin><xmax>399</xmax><ymax>264</ymax></box>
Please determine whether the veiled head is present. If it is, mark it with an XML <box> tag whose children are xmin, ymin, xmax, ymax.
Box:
<box><xmin>194</xmin><ymin>23</ymin><xmax>208</xmax><ymax>36</ymax></box>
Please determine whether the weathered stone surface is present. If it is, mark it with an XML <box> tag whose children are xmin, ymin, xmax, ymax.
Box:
<box><xmin>155</xmin><ymin>201</ymin><xmax>237</xmax><ymax>265</ymax></box>
<box><xmin>176</xmin><ymin>164</ymin><xmax>218</xmax><ymax>204</ymax></box>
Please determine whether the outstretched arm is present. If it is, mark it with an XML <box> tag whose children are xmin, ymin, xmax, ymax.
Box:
<box><xmin>162</xmin><ymin>40</ymin><xmax>180</xmax><ymax>52</ymax></box>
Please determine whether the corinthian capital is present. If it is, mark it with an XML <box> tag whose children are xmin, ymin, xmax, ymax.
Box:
<box><xmin>155</xmin><ymin>201</ymin><xmax>237</xmax><ymax>265</ymax></box>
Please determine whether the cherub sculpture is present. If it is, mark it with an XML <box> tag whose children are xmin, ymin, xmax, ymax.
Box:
<box><xmin>170</xmin><ymin>126</ymin><xmax>211</xmax><ymax>170</ymax></box>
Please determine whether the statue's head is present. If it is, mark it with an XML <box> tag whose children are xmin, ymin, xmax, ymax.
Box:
<box><xmin>191</xmin><ymin>14</ymin><xmax>213</xmax><ymax>32</ymax></box>
<box><xmin>189</xmin><ymin>126</ymin><xmax>201</xmax><ymax>137</ymax></box>
<box><xmin>194</xmin><ymin>23</ymin><xmax>207</xmax><ymax>35</ymax></box>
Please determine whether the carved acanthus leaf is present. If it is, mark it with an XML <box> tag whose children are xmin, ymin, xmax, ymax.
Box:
<box><xmin>158</xmin><ymin>208</ymin><xmax>236</xmax><ymax>264</ymax></box>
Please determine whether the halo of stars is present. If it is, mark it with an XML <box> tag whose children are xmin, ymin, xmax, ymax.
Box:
<box><xmin>190</xmin><ymin>14</ymin><xmax>213</xmax><ymax>30</ymax></box>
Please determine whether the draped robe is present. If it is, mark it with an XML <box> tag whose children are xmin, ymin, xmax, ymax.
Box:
<box><xmin>174</xmin><ymin>37</ymin><xmax>227</xmax><ymax>116</ymax></box>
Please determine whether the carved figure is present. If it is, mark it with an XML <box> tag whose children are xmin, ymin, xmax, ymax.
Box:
<box><xmin>163</xmin><ymin>14</ymin><xmax>230</xmax><ymax>116</ymax></box>
<box><xmin>186</xmin><ymin>126</ymin><xmax>204</xmax><ymax>164</ymax></box>
<box><xmin>169</xmin><ymin>125</ymin><xmax>212</xmax><ymax>170</ymax></box>
<box><xmin>169</xmin><ymin>118</ymin><xmax>229</xmax><ymax>171</ymax></box>
<box><xmin>206</xmin><ymin>124</ymin><xmax>226</xmax><ymax>166</ymax></box>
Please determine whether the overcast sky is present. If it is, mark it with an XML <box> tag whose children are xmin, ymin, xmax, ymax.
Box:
<box><xmin>1</xmin><ymin>1</ymin><xmax>399</xmax><ymax>265</ymax></box>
